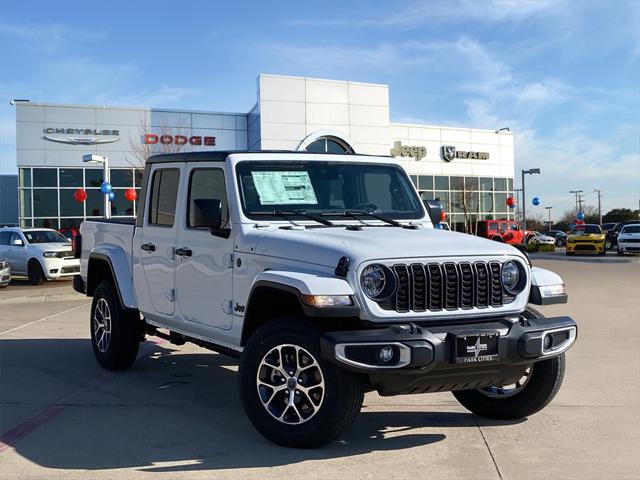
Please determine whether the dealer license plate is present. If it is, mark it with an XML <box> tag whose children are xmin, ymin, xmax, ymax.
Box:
<box><xmin>454</xmin><ymin>332</ymin><xmax>500</xmax><ymax>363</ymax></box>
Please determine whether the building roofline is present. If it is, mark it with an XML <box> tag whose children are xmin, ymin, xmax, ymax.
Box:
<box><xmin>258</xmin><ymin>73</ymin><xmax>388</xmax><ymax>89</ymax></box>
<box><xmin>390</xmin><ymin>121</ymin><xmax>514</xmax><ymax>135</ymax></box>
<box><xmin>13</xmin><ymin>101</ymin><xmax>247</xmax><ymax>117</ymax></box>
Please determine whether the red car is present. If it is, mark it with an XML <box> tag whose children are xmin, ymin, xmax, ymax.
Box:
<box><xmin>476</xmin><ymin>220</ymin><xmax>530</xmax><ymax>244</ymax></box>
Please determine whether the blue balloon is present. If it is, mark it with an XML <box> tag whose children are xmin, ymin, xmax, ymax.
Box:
<box><xmin>532</xmin><ymin>197</ymin><xmax>540</xmax><ymax>206</ymax></box>
<box><xmin>577</xmin><ymin>212</ymin><xmax>585</xmax><ymax>221</ymax></box>
<box><xmin>100</xmin><ymin>181</ymin><xmax>113</xmax><ymax>194</ymax></box>
<box><xmin>107</xmin><ymin>191</ymin><xmax>116</xmax><ymax>202</ymax></box>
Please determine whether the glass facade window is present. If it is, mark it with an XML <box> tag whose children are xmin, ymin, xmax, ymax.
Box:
<box><xmin>19</xmin><ymin>168</ymin><xmax>31</xmax><ymax>187</ymax></box>
<box><xmin>19</xmin><ymin>190</ymin><xmax>32</xmax><ymax>217</ymax></box>
<box><xmin>85</xmin><ymin>169</ymin><xmax>104</xmax><ymax>187</ymax></box>
<box><xmin>465</xmin><ymin>177</ymin><xmax>479</xmax><ymax>191</ymax></box>
<box><xmin>418</xmin><ymin>175</ymin><xmax>433</xmax><ymax>190</ymax></box>
<box><xmin>480</xmin><ymin>177</ymin><xmax>493</xmax><ymax>191</ymax></box>
<box><xmin>33</xmin><ymin>218</ymin><xmax>59</xmax><ymax>229</ymax></box>
<box><xmin>434</xmin><ymin>176</ymin><xmax>449</xmax><ymax>190</ymax></box>
<box><xmin>111</xmin><ymin>190</ymin><xmax>136</xmax><ymax>217</ymax></box>
<box><xmin>86</xmin><ymin>189</ymin><xmax>104</xmax><ymax>217</ymax></box>
<box><xmin>59</xmin><ymin>169</ymin><xmax>83</xmax><ymax>187</ymax></box>
<box><xmin>33</xmin><ymin>189</ymin><xmax>58</xmax><ymax>217</ymax></box>
<box><xmin>60</xmin><ymin>189</ymin><xmax>84</xmax><ymax>217</ymax></box>
<box><xmin>60</xmin><ymin>218</ymin><xmax>84</xmax><ymax>229</ymax></box>
<box><xmin>111</xmin><ymin>169</ymin><xmax>135</xmax><ymax>187</ymax></box>
<box><xmin>495</xmin><ymin>178</ymin><xmax>507</xmax><ymax>191</ymax></box>
<box><xmin>33</xmin><ymin>168</ymin><xmax>57</xmax><ymax>187</ymax></box>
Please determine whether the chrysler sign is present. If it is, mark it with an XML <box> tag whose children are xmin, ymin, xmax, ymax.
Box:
<box><xmin>43</xmin><ymin>128</ymin><xmax>120</xmax><ymax>145</ymax></box>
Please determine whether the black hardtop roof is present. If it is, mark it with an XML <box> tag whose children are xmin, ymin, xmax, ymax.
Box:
<box><xmin>146</xmin><ymin>150</ymin><xmax>387</xmax><ymax>164</ymax></box>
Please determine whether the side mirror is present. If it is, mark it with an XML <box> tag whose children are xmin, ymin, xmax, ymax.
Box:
<box><xmin>11</xmin><ymin>239</ymin><xmax>23</xmax><ymax>246</ymax></box>
<box><xmin>514</xmin><ymin>225</ymin><xmax>520</xmax><ymax>231</ymax></box>
<box><xmin>423</xmin><ymin>199</ymin><xmax>444</xmax><ymax>226</ymax></box>
<box><xmin>190</xmin><ymin>199</ymin><xmax>229</xmax><ymax>238</ymax></box>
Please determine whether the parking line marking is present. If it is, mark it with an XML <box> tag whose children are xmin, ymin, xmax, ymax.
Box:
<box><xmin>0</xmin><ymin>302</ymin><xmax>90</xmax><ymax>336</ymax></box>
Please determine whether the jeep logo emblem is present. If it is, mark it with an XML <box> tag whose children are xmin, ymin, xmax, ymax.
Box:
<box><xmin>390</xmin><ymin>141</ymin><xmax>426</xmax><ymax>161</ymax></box>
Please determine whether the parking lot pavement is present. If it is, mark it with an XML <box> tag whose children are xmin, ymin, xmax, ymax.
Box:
<box><xmin>0</xmin><ymin>259</ymin><xmax>638</xmax><ymax>479</ymax></box>
<box><xmin>0</xmin><ymin>278</ymin><xmax>84</xmax><ymax>304</ymax></box>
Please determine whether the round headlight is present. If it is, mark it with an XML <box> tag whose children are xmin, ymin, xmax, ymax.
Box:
<box><xmin>501</xmin><ymin>260</ymin><xmax>521</xmax><ymax>293</ymax></box>
<box><xmin>361</xmin><ymin>264</ymin><xmax>388</xmax><ymax>299</ymax></box>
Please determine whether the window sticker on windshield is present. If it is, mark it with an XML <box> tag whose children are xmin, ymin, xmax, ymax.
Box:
<box><xmin>251</xmin><ymin>171</ymin><xmax>318</xmax><ymax>205</ymax></box>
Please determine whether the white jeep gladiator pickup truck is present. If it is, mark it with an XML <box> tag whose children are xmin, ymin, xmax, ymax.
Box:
<box><xmin>75</xmin><ymin>151</ymin><xmax>577</xmax><ymax>448</ymax></box>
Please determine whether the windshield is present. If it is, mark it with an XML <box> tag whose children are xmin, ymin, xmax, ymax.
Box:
<box><xmin>24</xmin><ymin>230</ymin><xmax>70</xmax><ymax>244</ymax></box>
<box><xmin>236</xmin><ymin>161</ymin><xmax>424</xmax><ymax>221</ymax></box>
<box><xmin>622</xmin><ymin>225</ymin><xmax>640</xmax><ymax>234</ymax></box>
<box><xmin>571</xmin><ymin>225</ymin><xmax>602</xmax><ymax>235</ymax></box>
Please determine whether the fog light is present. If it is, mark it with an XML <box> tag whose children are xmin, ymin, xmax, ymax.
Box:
<box><xmin>543</xmin><ymin>334</ymin><xmax>553</xmax><ymax>350</ymax></box>
<box><xmin>379</xmin><ymin>346</ymin><xmax>394</xmax><ymax>363</ymax></box>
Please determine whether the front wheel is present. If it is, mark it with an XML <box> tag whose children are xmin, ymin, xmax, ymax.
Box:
<box><xmin>453</xmin><ymin>354</ymin><xmax>565</xmax><ymax>420</ymax></box>
<box><xmin>28</xmin><ymin>260</ymin><xmax>45</xmax><ymax>285</ymax></box>
<box><xmin>90</xmin><ymin>281</ymin><xmax>141</xmax><ymax>370</ymax></box>
<box><xmin>239</xmin><ymin>317</ymin><xmax>364</xmax><ymax>448</ymax></box>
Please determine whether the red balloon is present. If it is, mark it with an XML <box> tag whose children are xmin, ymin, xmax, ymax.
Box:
<box><xmin>74</xmin><ymin>188</ymin><xmax>87</xmax><ymax>202</ymax></box>
<box><xmin>440</xmin><ymin>210</ymin><xmax>447</xmax><ymax>221</ymax></box>
<box><xmin>124</xmin><ymin>188</ymin><xmax>137</xmax><ymax>201</ymax></box>
<box><xmin>506</xmin><ymin>196</ymin><xmax>515</xmax><ymax>207</ymax></box>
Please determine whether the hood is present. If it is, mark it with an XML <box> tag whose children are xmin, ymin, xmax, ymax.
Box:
<box><xmin>28</xmin><ymin>242</ymin><xmax>73</xmax><ymax>252</ymax></box>
<box><xmin>251</xmin><ymin>226</ymin><xmax>525</xmax><ymax>268</ymax></box>
<box><xmin>569</xmin><ymin>233</ymin><xmax>605</xmax><ymax>240</ymax></box>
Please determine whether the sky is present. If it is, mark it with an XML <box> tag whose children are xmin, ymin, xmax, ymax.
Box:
<box><xmin>0</xmin><ymin>0</ymin><xmax>638</xmax><ymax>219</ymax></box>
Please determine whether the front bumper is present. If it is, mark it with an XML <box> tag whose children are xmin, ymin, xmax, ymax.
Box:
<box><xmin>0</xmin><ymin>266</ymin><xmax>10</xmax><ymax>286</ymax></box>
<box><xmin>618</xmin><ymin>242</ymin><xmax>640</xmax><ymax>253</ymax></box>
<box><xmin>320</xmin><ymin>315</ymin><xmax>577</xmax><ymax>396</ymax></box>
<box><xmin>42</xmin><ymin>257</ymin><xmax>80</xmax><ymax>279</ymax></box>
<box><xmin>566</xmin><ymin>241</ymin><xmax>605</xmax><ymax>254</ymax></box>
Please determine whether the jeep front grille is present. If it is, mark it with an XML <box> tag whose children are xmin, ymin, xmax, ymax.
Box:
<box><xmin>377</xmin><ymin>261</ymin><xmax>512</xmax><ymax>313</ymax></box>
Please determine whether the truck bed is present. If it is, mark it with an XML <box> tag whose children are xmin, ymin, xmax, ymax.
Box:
<box><xmin>79</xmin><ymin>220</ymin><xmax>136</xmax><ymax>280</ymax></box>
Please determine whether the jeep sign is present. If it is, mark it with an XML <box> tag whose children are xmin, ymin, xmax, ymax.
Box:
<box><xmin>390</xmin><ymin>141</ymin><xmax>427</xmax><ymax>160</ymax></box>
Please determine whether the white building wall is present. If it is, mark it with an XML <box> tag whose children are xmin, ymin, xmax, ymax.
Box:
<box><xmin>16</xmin><ymin>104</ymin><xmax>249</xmax><ymax>168</ymax></box>
<box><xmin>257</xmin><ymin>74</ymin><xmax>390</xmax><ymax>154</ymax></box>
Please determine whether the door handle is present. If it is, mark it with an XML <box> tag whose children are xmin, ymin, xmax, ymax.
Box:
<box><xmin>141</xmin><ymin>243</ymin><xmax>156</xmax><ymax>252</ymax></box>
<box><xmin>174</xmin><ymin>247</ymin><xmax>192</xmax><ymax>257</ymax></box>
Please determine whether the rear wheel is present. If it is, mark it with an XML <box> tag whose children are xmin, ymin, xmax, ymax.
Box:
<box><xmin>239</xmin><ymin>317</ymin><xmax>364</xmax><ymax>448</ymax></box>
<box><xmin>28</xmin><ymin>260</ymin><xmax>45</xmax><ymax>285</ymax></box>
<box><xmin>617</xmin><ymin>249</ymin><xmax>624</xmax><ymax>255</ymax></box>
<box><xmin>90</xmin><ymin>281</ymin><xmax>140</xmax><ymax>370</ymax></box>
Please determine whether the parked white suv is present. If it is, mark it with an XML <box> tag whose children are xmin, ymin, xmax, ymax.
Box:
<box><xmin>617</xmin><ymin>223</ymin><xmax>640</xmax><ymax>255</ymax></box>
<box><xmin>0</xmin><ymin>228</ymin><xmax>80</xmax><ymax>285</ymax></box>
<box><xmin>76</xmin><ymin>151</ymin><xmax>577</xmax><ymax>448</ymax></box>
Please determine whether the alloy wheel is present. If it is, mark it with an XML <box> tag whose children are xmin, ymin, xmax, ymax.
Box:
<box><xmin>479</xmin><ymin>367</ymin><xmax>532</xmax><ymax>398</ymax></box>
<box><xmin>256</xmin><ymin>344</ymin><xmax>325</xmax><ymax>424</ymax></box>
<box><xmin>93</xmin><ymin>298</ymin><xmax>112</xmax><ymax>353</ymax></box>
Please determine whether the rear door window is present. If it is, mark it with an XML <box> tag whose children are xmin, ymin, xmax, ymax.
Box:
<box><xmin>148</xmin><ymin>169</ymin><xmax>180</xmax><ymax>227</ymax></box>
<box><xmin>488</xmin><ymin>222</ymin><xmax>498</xmax><ymax>231</ymax></box>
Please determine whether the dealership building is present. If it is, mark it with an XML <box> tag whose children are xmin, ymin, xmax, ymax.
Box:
<box><xmin>12</xmin><ymin>74</ymin><xmax>515</xmax><ymax>232</ymax></box>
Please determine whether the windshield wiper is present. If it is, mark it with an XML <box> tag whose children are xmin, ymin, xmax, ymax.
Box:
<box><xmin>323</xmin><ymin>210</ymin><xmax>417</xmax><ymax>229</ymax></box>
<box><xmin>248</xmin><ymin>210</ymin><xmax>336</xmax><ymax>227</ymax></box>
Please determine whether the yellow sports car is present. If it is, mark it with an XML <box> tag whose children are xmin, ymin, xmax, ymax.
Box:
<box><xmin>566</xmin><ymin>224</ymin><xmax>606</xmax><ymax>255</ymax></box>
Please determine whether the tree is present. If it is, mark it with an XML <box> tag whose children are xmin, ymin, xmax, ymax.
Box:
<box><xmin>126</xmin><ymin>119</ymin><xmax>189</xmax><ymax>168</ymax></box>
<box><xmin>450</xmin><ymin>178</ymin><xmax>479</xmax><ymax>234</ymax></box>
<box><xmin>603</xmin><ymin>208</ymin><xmax>640</xmax><ymax>223</ymax></box>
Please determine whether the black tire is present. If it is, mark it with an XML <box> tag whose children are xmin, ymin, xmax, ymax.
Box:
<box><xmin>566</xmin><ymin>251</ymin><xmax>574</xmax><ymax>256</ymax></box>
<box><xmin>239</xmin><ymin>317</ymin><xmax>364</xmax><ymax>448</ymax></box>
<box><xmin>28</xmin><ymin>260</ymin><xmax>45</xmax><ymax>285</ymax></box>
<box><xmin>453</xmin><ymin>354</ymin><xmax>565</xmax><ymax>420</ymax></box>
<box><xmin>491</xmin><ymin>236</ymin><xmax>503</xmax><ymax>242</ymax></box>
<box><xmin>556</xmin><ymin>239</ymin><xmax>565</xmax><ymax>248</ymax></box>
<box><xmin>90</xmin><ymin>281</ymin><xmax>140</xmax><ymax>371</ymax></box>
<box><xmin>617</xmin><ymin>249</ymin><xmax>624</xmax><ymax>256</ymax></box>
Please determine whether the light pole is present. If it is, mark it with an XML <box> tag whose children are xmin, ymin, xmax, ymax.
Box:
<box><xmin>545</xmin><ymin>206</ymin><xmax>553</xmax><ymax>231</ymax></box>
<box><xmin>82</xmin><ymin>154</ymin><xmax>111</xmax><ymax>219</ymax></box>
<box><xmin>594</xmin><ymin>189</ymin><xmax>602</xmax><ymax>225</ymax></box>
<box><xmin>513</xmin><ymin>188</ymin><xmax>523</xmax><ymax>222</ymax></box>
<box><xmin>521</xmin><ymin>168</ymin><xmax>541</xmax><ymax>231</ymax></box>
<box><xmin>569</xmin><ymin>190</ymin><xmax>583</xmax><ymax>216</ymax></box>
